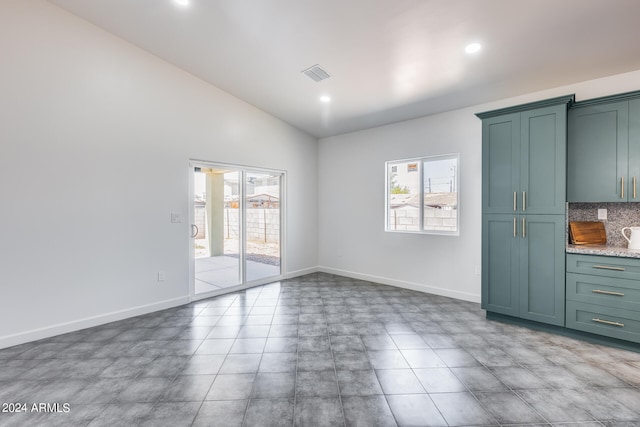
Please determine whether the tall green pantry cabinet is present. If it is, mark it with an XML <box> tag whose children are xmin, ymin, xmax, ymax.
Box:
<box><xmin>477</xmin><ymin>95</ymin><xmax>574</xmax><ymax>327</ymax></box>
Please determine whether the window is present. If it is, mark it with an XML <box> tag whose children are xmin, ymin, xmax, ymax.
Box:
<box><xmin>385</xmin><ymin>153</ymin><xmax>459</xmax><ymax>235</ymax></box>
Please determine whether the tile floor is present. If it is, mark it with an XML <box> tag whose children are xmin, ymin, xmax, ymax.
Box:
<box><xmin>1</xmin><ymin>273</ymin><xmax>640</xmax><ymax>426</ymax></box>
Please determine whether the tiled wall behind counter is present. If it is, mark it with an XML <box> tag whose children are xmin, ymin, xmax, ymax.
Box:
<box><xmin>568</xmin><ymin>202</ymin><xmax>640</xmax><ymax>247</ymax></box>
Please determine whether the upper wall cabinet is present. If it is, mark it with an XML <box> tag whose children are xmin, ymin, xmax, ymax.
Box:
<box><xmin>478</xmin><ymin>96</ymin><xmax>573</xmax><ymax>215</ymax></box>
<box><xmin>567</xmin><ymin>91</ymin><xmax>640</xmax><ymax>202</ymax></box>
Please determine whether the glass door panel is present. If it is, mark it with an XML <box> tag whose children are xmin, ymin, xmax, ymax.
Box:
<box><xmin>193</xmin><ymin>167</ymin><xmax>241</xmax><ymax>294</ymax></box>
<box><xmin>244</xmin><ymin>171</ymin><xmax>281</xmax><ymax>282</ymax></box>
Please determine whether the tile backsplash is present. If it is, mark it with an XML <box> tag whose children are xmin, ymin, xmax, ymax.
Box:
<box><xmin>568</xmin><ymin>203</ymin><xmax>640</xmax><ymax>247</ymax></box>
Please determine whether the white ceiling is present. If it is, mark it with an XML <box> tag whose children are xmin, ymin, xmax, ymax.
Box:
<box><xmin>49</xmin><ymin>0</ymin><xmax>640</xmax><ymax>138</ymax></box>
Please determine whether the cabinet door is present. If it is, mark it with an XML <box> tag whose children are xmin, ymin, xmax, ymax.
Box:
<box><xmin>482</xmin><ymin>214</ymin><xmax>519</xmax><ymax>315</ymax></box>
<box><xmin>519</xmin><ymin>215</ymin><xmax>565</xmax><ymax>326</ymax></box>
<box><xmin>482</xmin><ymin>114</ymin><xmax>520</xmax><ymax>214</ymax></box>
<box><xmin>567</xmin><ymin>102</ymin><xmax>629</xmax><ymax>202</ymax></box>
<box><xmin>521</xmin><ymin>105</ymin><xmax>566</xmax><ymax>214</ymax></box>
<box><xmin>629</xmin><ymin>99</ymin><xmax>640</xmax><ymax>201</ymax></box>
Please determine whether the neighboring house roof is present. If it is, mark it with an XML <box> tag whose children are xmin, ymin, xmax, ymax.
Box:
<box><xmin>247</xmin><ymin>193</ymin><xmax>279</xmax><ymax>202</ymax></box>
<box><xmin>389</xmin><ymin>192</ymin><xmax>457</xmax><ymax>209</ymax></box>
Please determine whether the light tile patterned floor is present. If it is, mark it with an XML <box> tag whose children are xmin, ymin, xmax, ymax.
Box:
<box><xmin>1</xmin><ymin>273</ymin><xmax>640</xmax><ymax>426</ymax></box>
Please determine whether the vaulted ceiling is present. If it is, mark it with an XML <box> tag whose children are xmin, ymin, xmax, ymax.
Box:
<box><xmin>49</xmin><ymin>0</ymin><xmax>640</xmax><ymax>137</ymax></box>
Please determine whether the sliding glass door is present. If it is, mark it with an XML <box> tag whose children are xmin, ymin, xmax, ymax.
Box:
<box><xmin>190</xmin><ymin>162</ymin><xmax>283</xmax><ymax>298</ymax></box>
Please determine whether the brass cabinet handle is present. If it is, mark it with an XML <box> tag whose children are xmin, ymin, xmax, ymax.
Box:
<box><xmin>592</xmin><ymin>318</ymin><xmax>624</xmax><ymax>327</ymax></box>
<box><xmin>593</xmin><ymin>265</ymin><xmax>625</xmax><ymax>271</ymax></box>
<box><xmin>522</xmin><ymin>191</ymin><xmax>526</xmax><ymax>211</ymax></box>
<box><xmin>621</xmin><ymin>176</ymin><xmax>625</xmax><ymax>199</ymax></box>
<box><xmin>513</xmin><ymin>192</ymin><xmax>517</xmax><ymax>211</ymax></box>
<box><xmin>522</xmin><ymin>217</ymin><xmax>526</xmax><ymax>238</ymax></box>
<box><xmin>513</xmin><ymin>217</ymin><xmax>517</xmax><ymax>238</ymax></box>
<box><xmin>634</xmin><ymin>176</ymin><xmax>636</xmax><ymax>199</ymax></box>
<box><xmin>592</xmin><ymin>289</ymin><xmax>625</xmax><ymax>297</ymax></box>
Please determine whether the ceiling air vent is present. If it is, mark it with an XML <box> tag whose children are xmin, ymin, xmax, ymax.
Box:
<box><xmin>302</xmin><ymin>64</ymin><xmax>331</xmax><ymax>82</ymax></box>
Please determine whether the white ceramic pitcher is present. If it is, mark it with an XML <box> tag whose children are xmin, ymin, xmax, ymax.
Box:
<box><xmin>621</xmin><ymin>227</ymin><xmax>640</xmax><ymax>250</ymax></box>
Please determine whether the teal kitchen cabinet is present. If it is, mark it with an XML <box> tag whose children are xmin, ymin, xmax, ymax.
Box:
<box><xmin>567</xmin><ymin>101</ymin><xmax>629</xmax><ymax>202</ymax></box>
<box><xmin>567</xmin><ymin>91</ymin><xmax>640</xmax><ymax>202</ymax></box>
<box><xmin>482</xmin><ymin>214</ymin><xmax>566</xmax><ymax>326</ymax></box>
<box><xmin>518</xmin><ymin>215</ymin><xmax>566</xmax><ymax>326</ymax></box>
<box><xmin>482</xmin><ymin>214</ymin><xmax>519</xmax><ymax>316</ymax></box>
<box><xmin>630</xmin><ymin>97</ymin><xmax>640</xmax><ymax>195</ymax></box>
<box><xmin>478</xmin><ymin>95</ymin><xmax>572</xmax><ymax>327</ymax></box>
<box><xmin>481</xmin><ymin>113</ymin><xmax>520</xmax><ymax>214</ymax></box>
<box><xmin>480</xmin><ymin>97</ymin><xmax>570</xmax><ymax>215</ymax></box>
<box><xmin>566</xmin><ymin>254</ymin><xmax>640</xmax><ymax>344</ymax></box>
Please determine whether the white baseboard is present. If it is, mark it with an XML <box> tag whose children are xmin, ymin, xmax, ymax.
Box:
<box><xmin>0</xmin><ymin>296</ymin><xmax>189</xmax><ymax>350</ymax></box>
<box><xmin>285</xmin><ymin>266</ymin><xmax>319</xmax><ymax>279</ymax></box>
<box><xmin>318</xmin><ymin>266</ymin><xmax>481</xmax><ymax>303</ymax></box>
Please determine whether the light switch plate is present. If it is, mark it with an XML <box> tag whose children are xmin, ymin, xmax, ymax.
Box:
<box><xmin>170</xmin><ymin>212</ymin><xmax>182</xmax><ymax>223</ymax></box>
<box><xmin>597</xmin><ymin>209</ymin><xmax>607</xmax><ymax>220</ymax></box>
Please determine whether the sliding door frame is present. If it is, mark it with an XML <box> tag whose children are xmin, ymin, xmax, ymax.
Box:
<box><xmin>188</xmin><ymin>159</ymin><xmax>286</xmax><ymax>302</ymax></box>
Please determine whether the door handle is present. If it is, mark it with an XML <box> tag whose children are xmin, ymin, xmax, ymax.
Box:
<box><xmin>191</xmin><ymin>224</ymin><xmax>199</xmax><ymax>238</ymax></box>
<box><xmin>522</xmin><ymin>217</ymin><xmax>526</xmax><ymax>238</ymax></box>
<box><xmin>592</xmin><ymin>318</ymin><xmax>624</xmax><ymax>327</ymax></box>
<box><xmin>592</xmin><ymin>289</ymin><xmax>625</xmax><ymax>297</ymax></box>
<box><xmin>513</xmin><ymin>192</ymin><xmax>517</xmax><ymax>211</ymax></box>
<box><xmin>593</xmin><ymin>265</ymin><xmax>625</xmax><ymax>271</ymax></box>
<box><xmin>513</xmin><ymin>217</ymin><xmax>517</xmax><ymax>238</ymax></box>
<box><xmin>621</xmin><ymin>176</ymin><xmax>624</xmax><ymax>199</ymax></box>
<box><xmin>522</xmin><ymin>191</ymin><xmax>526</xmax><ymax>211</ymax></box>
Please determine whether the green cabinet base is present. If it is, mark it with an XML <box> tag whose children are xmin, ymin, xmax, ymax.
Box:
<box><xmin>486</xmin><ymin>311</ymin><xmax>640</xmax><ymax>353</ymax></box>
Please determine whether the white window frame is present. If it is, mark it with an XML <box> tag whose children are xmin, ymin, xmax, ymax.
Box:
<box><xmin>385</xmin><ymin>153</ymin><xmax>460</xmax><ymax>236</ymax></box>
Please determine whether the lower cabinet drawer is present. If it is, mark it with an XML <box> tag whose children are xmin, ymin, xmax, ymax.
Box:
<box><xmin>566</xmin><ymin>301</ymin><xmax>640</xmax><ymax>344</ymax></box>
<box><xmin>567</xmin><ymin>273</ymin><xmax>640</xmax><ymax>312</ymax></box>
<box><xmin>567</xmin><ymin>254</ymin><xmax>640</xmax><ymax>280</ymax></box>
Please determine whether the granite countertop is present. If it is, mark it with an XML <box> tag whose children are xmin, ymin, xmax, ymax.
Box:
<box><xmin>566</xmin><ymin>244</ymin><xmax>640</xmax><ymax>259</ymax></box>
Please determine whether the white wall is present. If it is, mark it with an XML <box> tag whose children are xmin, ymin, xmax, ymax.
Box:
<box><xmin>0</xmin><ymin>0</ymin><xmax>318</xmax><ymax>348</ymax></box>
<box><xmin>318</xmin><ymin>69</ymin><xmax>640</xmax><ymax>303</ymax></box>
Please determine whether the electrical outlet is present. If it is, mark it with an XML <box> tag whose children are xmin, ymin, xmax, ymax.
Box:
<box><xmin>158</xmin><ymin>271</ymin><xmax>166</xmax><ymax>282</ymax></box>
<box><xmin>598</xmin><ymin>209</ymin><xmax>607</xmax><ymax>220</ymax></box>
<box><xmin>170</xmin><ymin>212</ymin><xmax>182</xmax><ymax>223</ymax></box>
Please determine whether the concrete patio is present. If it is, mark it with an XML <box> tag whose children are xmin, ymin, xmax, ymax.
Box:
<box><xmin>195</xmin><ymin>255</ymin><xmax>280</xmax><ymax>294</ymax></box>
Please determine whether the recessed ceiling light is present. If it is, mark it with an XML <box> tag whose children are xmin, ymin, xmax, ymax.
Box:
<box><xmin>320</xmin><ymin>95</ymin><xmax>331</xmax><ymax>103</ymax></box>
<box><xmin>465</xmin><ymin>42</ymin><xmax>482</xmax><ymax>54</ymax></box>
<box><xmin>173</xmin><ymin>0</ymin><xmax>189</xmax><ymax>6</ymax></box>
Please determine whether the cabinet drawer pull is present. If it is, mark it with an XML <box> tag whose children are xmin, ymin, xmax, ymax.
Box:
<box><xmin>592</xmin><ymin>265</ymin><xmax>625</xmax><ymax>271</ymax></box>
<box><xmin>513</xmin><ymin>217</ymin><xmax>517</xmax><ymax>238</ymax></box>
<box><xmin>592</xmin><ymin>318</ymin><xmax>624</xmax><ymax>327</ymax></box>
<box><xmin>592</xmin><ymin>289</ymin><xmax>625</xmax><ymax>296</ymax></box>
<box><xmin>522</xmin><ymin>191</ymin><xmax>526</xmax><ymax>211</ymax></box>
<box><xmin>634</xmin><ymin>176</ymin><xmax>637</xmax><ymax>199</ymax></box>
<box><xmin>621</xmin><ymin>176</ymin><xmax>625</xmax><ymax>199</ymax></box>
<box><xmin>522</xmin><ymin>217</ymin><xmax>526</xmax><ymax>238</ymax></box>
<box><xmin>513</xmin><ymin>192</ymin><xmax>517</xmax><ymax>211</ymax></box>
